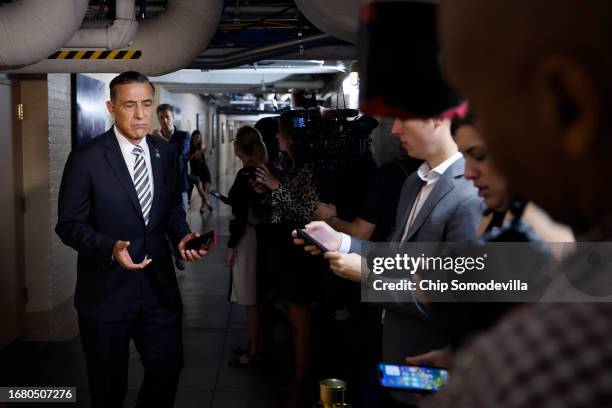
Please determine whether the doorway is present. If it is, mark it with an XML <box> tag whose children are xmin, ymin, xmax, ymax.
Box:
<box><xmin>0</xmin><ymin>79</ymin><xmax>25</xmax><ymax>351</ymax></box>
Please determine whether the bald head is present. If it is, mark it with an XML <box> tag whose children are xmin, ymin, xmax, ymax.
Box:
<box><xmin>439</xmin><ymin>0</ymin><xmax>612</xmax><ymax>232</ymax></box>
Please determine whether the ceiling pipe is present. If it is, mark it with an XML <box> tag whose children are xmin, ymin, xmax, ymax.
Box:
<box><xmin>2</xmin><ymin>0</ymin><xmax>224</xmax><ymax>76</ymax></box>
<box><xmin>294</xmin><ymin>0</ymin><xmax>368</xmax><ymax>44</ymax></box>
<box><xmin>0</xmin><ymin>0</ymin><xmax>88</xmax><ymax>67</ymax></box>
<box><xmin>191</xmin><ymin>33</ymin><xmax>341</xmax><ymax>70</ymax></box>
<box><xmin>64</xmin><ymin>0</ymin><xmax>139</xmax><ymax>50</ymax></box>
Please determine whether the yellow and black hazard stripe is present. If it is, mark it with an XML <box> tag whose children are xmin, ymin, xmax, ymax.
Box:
<box><xmin>48</xmin><ymin>50</ymin><xmax>142</xmax><ymax>60</ymax></box>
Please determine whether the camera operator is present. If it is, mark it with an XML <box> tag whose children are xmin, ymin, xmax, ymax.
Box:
<box><xmin>316</xmin><ymin>146</ymin><xmax>422</xmax><ymax>242</ymax></box>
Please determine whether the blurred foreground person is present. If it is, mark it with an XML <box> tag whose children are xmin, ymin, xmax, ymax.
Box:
<box><xmin>423</xmin><ymin>1</ymin><xmax>612</xmax><ymax>406</ymax></box>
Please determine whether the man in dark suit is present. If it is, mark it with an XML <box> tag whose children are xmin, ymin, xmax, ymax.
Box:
<box><xmin>56</xmin><ymin>71</ymin><xmax>207</xmax><ymax>408</ymax></box>
<box><xmin>156</xmin><ymin>103</ymin><xmax>191</xmax><ymax>212</ymax></box>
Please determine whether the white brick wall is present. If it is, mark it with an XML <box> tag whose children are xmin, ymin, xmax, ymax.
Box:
<box><xmin>47</xmin><ymin>74</ymin><xmax>77</xmax><ymax>310</ymax></box>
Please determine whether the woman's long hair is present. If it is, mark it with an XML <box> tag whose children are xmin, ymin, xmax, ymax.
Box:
<box><xmin>234</xmin><ymin>125</ymin><xmax>268</xmax><ymax>165</ymax></box>
<box><xmin>191</xmin><ymin>129</ymin><xmax>202</xmax><ymax>148</ymax></box>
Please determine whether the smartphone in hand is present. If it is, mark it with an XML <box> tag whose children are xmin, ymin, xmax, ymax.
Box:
<box><xmin>185</xmin><ymin>230</ymin><xmax>217</xmax><ymax>251</ymax></box>
<box><xmin>378</xmin><ymin>363</ymin><xmax>449</xmax><ymax>393</ymax></box>
<box><xmin>296</xmin><ymin>229</ymin><xmax>329</xmax><ymax>253</ymax></box>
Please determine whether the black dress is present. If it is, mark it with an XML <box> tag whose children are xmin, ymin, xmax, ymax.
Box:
<box><xmin>189</xmin><ymin>143</ymin><xmax>211</xmax><ymax>184</ymax></box>
<box><xmin>269</xmin><ymin>164</ymin><xmax>325</xmax><ymax>304</ymax></box>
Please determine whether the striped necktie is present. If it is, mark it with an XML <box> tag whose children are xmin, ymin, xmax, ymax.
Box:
<box><xmin>132</xmin><ymin>145</ymin><xmax>152</xmax><ymax>225</ymax></box>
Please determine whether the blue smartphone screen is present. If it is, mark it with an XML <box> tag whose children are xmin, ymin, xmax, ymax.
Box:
<box><xmin>379</xmin><ymin>364</ymin><xmax>449</xmax><ymax>392</ymax></box>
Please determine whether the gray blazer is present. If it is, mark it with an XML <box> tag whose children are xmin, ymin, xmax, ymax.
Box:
<box><xmin>350</xmin><ymin>157</ymin><xmax>482</xmax><ymax>403</ymax></box>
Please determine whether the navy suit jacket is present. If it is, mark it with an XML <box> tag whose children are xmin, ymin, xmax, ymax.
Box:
<box><xmin>167</xmin><ymin>128</ymin><xmax>191</xmax><ymax>192</ymax></box>
<box><xmin>56</xmin><ymin>128</ymin><xmax>191</xmax><ymax>322</ymax></box>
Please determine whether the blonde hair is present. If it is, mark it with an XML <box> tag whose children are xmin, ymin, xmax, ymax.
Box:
<box><xmin>234</xmin><ymin>125</ymin><xmax>268</xmax><ymax>164</ymax></box>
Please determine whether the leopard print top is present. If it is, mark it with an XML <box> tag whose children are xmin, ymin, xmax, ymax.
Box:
<box><xmin>271</xmin><ymin>164</ymin><xmax>319</xmax><ymax>225</ymax></box>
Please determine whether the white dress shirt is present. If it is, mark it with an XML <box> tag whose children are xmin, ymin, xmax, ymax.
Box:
<box><xmin>338</xmin><ymin>152</ymin><xmax>463</xmax><ymax>252</ymax></box>
<box><xmin>114</xmin><ymin>125</ymin><xmax>155</xmax><ymax>200</ymax></box>
<box><xmin>399</xmin><ymin>151</ymin><xmax>463</xmax><ymax>241</ymax></box>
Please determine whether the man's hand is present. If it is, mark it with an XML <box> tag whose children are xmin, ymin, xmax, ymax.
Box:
<box><xmin>178</xmin><ymin>232</ymin><xmax>208</xmax><ymax>262</ymax></box>
<box><xmin>405</xmin><ymin>348</ymin><xmax>453</xmax><ymax>369</ymax></box>
<box><xmin>324</xmin><ymin>252</ymin><xmax>364</xmax><ymax>282</ymax></box>
<box><xmin>316</xmin><ymin>202</ymin><xmax>337</xmax><ymax>222</ymax></box>
<box><xmin>291</xmin><ymin>221</ymin><xmax>342</xmax><ymax>256</ymax></box>
<box><xmin>113</xmin><ymin>240</ymin><xmax>152</xmax><ymax>270</ymax></box>
<box><xmin>224</xmin><ymin>248</ymin><xmax>236</xmax><ymax>267</ymax></box>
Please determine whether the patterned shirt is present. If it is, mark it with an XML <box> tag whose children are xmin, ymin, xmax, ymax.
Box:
<box><xmin>423</xmin><ymin>228</ymin><xmax>612</xmax><ymax>408</ymax></box>
<box><xmin>271</xmin><ymin>164</ymin><xmax>318</xmax><ymax>225</ymax></box>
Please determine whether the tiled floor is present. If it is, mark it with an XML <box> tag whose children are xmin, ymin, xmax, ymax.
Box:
<box><xmin>0</xmin><ymin>172</ymin><xmax>299</xmax><ymax>408</ymax></box>
<box><xmin>0</xmin><ymin>170</ymin><xmax>374</xmax><ymax>408</ymax></box>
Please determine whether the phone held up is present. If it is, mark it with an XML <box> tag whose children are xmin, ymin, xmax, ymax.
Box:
<box><xmin>378</xmin><ymin>363</ymin><xmax>449</xmax><ymax>393</ymax></box>
<box><xmin>296</xmin><ymin>228</ymin><xmax>329</xmax><ymax>253</ymax></box>
<box><xmin>185</xmin><ymin>230</ymin><xmax>217</xmax><ymax>251</ymax></box>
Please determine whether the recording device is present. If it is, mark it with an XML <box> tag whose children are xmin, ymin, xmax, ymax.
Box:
<box><xmin>296</xmin><ymin>228</ymin><xmax>329</xmax><ymax>253</ymax></box>
<box><xmin>378</xmin><ymin>363</ymin><xmax>449</xmax><ymax>393</ymax></box>
<box><xmin>209</xmin><ymin>190</ymin><xmax>231</xmax><ymax>205</ymax></box>
<box><xmin>281</xmin><ymin>107</ymin><xmax>377</xmax><ymax>164</ymax></box>
<box><xmin>185</xmin><ymin>230</ymin><xmax>217</xmax><ymax>251</ymax></box>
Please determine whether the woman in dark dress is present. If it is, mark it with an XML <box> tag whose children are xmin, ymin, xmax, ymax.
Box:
<box><xmin>255</xmin><ymin>112</ymin><xmax>325</xmax><ymax>382</ymax></box>
<box><xmin>189</xmin><ymin>130</ymin><xmax>212</xmax><ymax>213</ymax></box>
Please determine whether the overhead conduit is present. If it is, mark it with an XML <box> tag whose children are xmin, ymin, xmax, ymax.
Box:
<box><xmin>1</xmin><ymin>0</ymin><xmax>224</xmax><ymax>76</ymax></box>
<box><xmin>294</xmin><ymin>0</ymin><xmax>369</xmax><ymax>44</ymax></box>
<box><xmin>65</xmin><ymin>0</ymin><xmax>139</xmax><ymax>50</ymax></box>
<box><xmin>0</xmin><ymin>0</ymin><xmax>88</xmax><ymax>68</ymax></box>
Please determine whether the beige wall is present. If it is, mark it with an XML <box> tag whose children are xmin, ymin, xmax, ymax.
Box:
<box><xmin>20</xmin><ymin>74</ymin><xmax>78</xmax><ymax>341</ymax></box>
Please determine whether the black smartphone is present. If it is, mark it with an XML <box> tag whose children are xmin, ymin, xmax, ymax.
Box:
<box><xmin>378</xmin><ymin>363</ymin><xmax>449</xmax><ymax>393</ymax></box>
<box><xmin>185</xmin><ymin>230</ymin><xmax>217</xmax><ymax>251</ymax></box>
<box><xmin>296</xmin><ymin>229</ymin><xmax>329</xmax><ymax>253</ymax></box>
<box><xmin>241</xmin><ymin>166</ymin><xmax>257</xmax><ymax>181</ymax></box>
<box><xmin>209</xmin><ymin>190</ymin><xmax>231</xmax><ymax>205</ymax></box>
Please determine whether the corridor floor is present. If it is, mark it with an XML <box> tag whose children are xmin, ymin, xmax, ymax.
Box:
<box><xmin>0</xmin><ymin>171</ymin><xmax>292</xmax><ymax>408</ymax></box>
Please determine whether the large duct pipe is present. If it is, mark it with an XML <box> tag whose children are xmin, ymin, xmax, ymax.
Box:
<box><xmin>3</xmin><ymin>0</ymin><xmax>224</xmax><ymax>76</ymax></box>
<box><xmin>0</xmin><ymin>0</ymin><xmax>88</xmax><ymax>67</ymax></box>
<box><xmin>191</xmin><ymin>34</ymin><xmax>342</xmax><ymax>70</ymax></box>
<box><xmin>295</xmin><ymin>0</ymin><xmax>369</xmax><ymax>44</ymax></box>
<box><xmin>65</xmin><ymin>0</ymin><xmax>139</xmax><ymax>50</ymax></box>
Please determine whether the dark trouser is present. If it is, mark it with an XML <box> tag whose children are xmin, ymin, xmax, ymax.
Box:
<box><xmin>78</xmin><ymin>271</ymin><xmax>183</xmax><ymax>408</ymax></box>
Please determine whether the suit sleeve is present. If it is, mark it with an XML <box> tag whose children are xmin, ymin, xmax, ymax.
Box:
<box><xmin>166</xmin><ymin>148</ymin><xmax>191</xmax><ymax>247</ymax></box>
<box><xmin>55</xmin><ymin>151</ymin><xmax>116</xmax><ymax>262</ymax></box>
<box><xmin>368</xmin><ymin>195</ymin><xmax>483</xmax><ymax>317</ymax></box>
<box><xmin>444</xmin><ymin>195</ymin><xmax>482</xmax><ymax>242</ymax></box>
<box><xmin>348</xmin><ymin>235</ymin><xmax>365</xmax><ymax>254</ymax></box>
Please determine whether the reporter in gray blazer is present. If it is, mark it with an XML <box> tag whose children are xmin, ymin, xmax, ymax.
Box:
<box><xmin>295</xmin><ymin>117</ymin><xmax>482</xmax><ymax>406</ymax></box>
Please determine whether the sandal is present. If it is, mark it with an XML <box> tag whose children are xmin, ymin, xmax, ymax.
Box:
<box><xmin>228</xmin><ymin>350</ymin><xmax>263</xmax><ymax>367</ymax></box>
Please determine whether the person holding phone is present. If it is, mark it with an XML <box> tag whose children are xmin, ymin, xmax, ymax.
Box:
<box><xmin>55</xmin><ymin>72</ymin><xmax>207</xmax><ymax>408</ymax></box>
<box><xmin>293</xmin><ymin>113</ymin><xmax>483</xmax><ymax>407</ymax></box>
<box><xmin>224</xmin><ymin>126</ymin><xmax>269</xmax><ymax>366</ymax></box>
<box><xmin>254</xmin><ymin>111</ymin><xmax>324</xmax><ymax>389</ymax></box>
